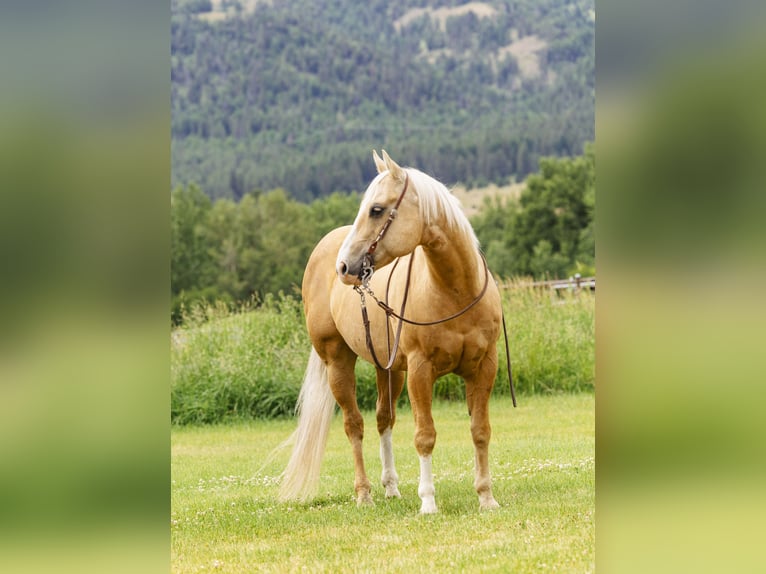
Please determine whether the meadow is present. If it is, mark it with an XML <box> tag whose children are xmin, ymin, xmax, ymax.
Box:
<box><xmin>171</xmin><ymin>394</ymin><xmax>594</xmax><ymax>573</ymax></box>
<box><xmin>171</xmin><ymin>283</ymin><xmax>594</xmax><ymax>572</ymax></box>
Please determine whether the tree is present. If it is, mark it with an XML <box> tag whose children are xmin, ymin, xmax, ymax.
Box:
<box><xmin>472</xmin><ymin>144</ymin><xmax>594</xmax><ymax>279</ymax></box>
<box><xmin>507</xmin><ymin>146</ymin><xmax>593</xmax><ymax>277</ymax></box>
<box><xmin>171</xmin><ymin>184</ymin><xmax>218</xmax><ymax>322</ymax></box>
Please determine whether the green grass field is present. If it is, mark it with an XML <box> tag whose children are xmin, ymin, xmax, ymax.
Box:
<box><xmin>171</xmin><ymin>394</ymin><xmax>594</xmax><ymax>573</ymax></box>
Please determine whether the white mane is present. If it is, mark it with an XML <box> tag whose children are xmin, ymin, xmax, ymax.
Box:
<box><xmin>362</xmin><ymin>168</ymin><xmax>479</xmax><ymax>248</ymax></box>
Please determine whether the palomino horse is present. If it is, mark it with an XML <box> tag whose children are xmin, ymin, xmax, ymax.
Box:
<box><xmin>279</xmin><ymin>151</ymin><xmax>502</xmax><ymax>513</ymax></box>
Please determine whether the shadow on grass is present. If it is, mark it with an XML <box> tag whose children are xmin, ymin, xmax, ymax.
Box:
<box><xmin>301</xmin><ymin>494</ymin><xmax>351</xmax><ymax>508</ymax></box>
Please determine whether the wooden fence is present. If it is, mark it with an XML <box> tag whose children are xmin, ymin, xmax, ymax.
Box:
<box><xmin>500</xmin><ymin>274</ymin><xmax>596</xmax><ymax>292</ymax></box>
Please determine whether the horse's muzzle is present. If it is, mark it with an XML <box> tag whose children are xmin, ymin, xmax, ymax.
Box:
<box><xmin>336</xmin><ymin>259</ymin><xmax>363</xmax><ymax>285</ymax></box>
<box><xmin>336</xmin><ymin>255</ymin><xmax>374</xmax><ymax>286</ymax></box>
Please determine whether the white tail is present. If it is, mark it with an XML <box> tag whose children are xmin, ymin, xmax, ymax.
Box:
<box><xmin>278</xmin><ymin>347</ymin><xmax>336</xmax><ymax>502</ymax></box>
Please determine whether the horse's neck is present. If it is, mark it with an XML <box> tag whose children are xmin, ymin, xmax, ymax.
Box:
<box><xmin>420</xmin><ymin>223</ymin><xmax>482</xmax><ymax>301</ymax></box>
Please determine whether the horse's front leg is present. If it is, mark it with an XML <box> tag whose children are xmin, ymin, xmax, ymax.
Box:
<box><xmin>327</xmin><ymin>353</ymin><xmax>373</xmax><ymax>506</ymax></box>
<box><xmin>406</xmin><ymin>360</ymin><xmax>438</xmax><ymax>514</ymax></box>
<box><xmin>465</xmin><ymin>355</ymin><xmax>500</xmax><ymax>511</ymax></box>
<box><xmin>375</xmin><ymin>369</ymin><xmax>405</xmax><ymax>498</ymax></box>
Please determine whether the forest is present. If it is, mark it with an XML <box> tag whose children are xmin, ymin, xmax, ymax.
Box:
<box><xmin>171</xmin><ymin>0</ymin><xmax>594</xmax><ymax>201</ymax></box>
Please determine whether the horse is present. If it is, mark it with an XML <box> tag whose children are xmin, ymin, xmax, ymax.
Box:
<box><xmin>279</xmin><ymin>150</ymin><xmax>503</xmax><ymax>514</ymax></box>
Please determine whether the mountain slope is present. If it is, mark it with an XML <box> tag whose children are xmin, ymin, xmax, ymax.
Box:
<box><xmin>171</xmin><ymin>0</ymin><xmax>594</xmax><ymax>201</ymax></box>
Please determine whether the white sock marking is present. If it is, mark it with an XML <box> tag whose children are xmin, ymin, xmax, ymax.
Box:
<box><xmin>418</xmin><ymin>454</ymin><xmax>437</xmax><ymax>514</ymax></box>
<box><xmin>379</xmin><ymin>428</ymin><xmax>400</xmax><ymax>497</ymax></box>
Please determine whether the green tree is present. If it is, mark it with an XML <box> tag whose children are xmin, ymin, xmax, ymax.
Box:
<box><xmin>507</xmin><ymin>146</ymin><xmax>594</xmax><ymax>278</ymax></box>
<box><xmin>170</xmin><ymin>185</ymin><xmax>370</xmax><ymax>322</ymax></box>
<box><xmin>170</xmin><ymin>184</ymin><xmax>218</xmax><ymax>322</ymax></box>
<box><xmin>529</xmin><ymin>240</ymin><xmax>571</xmax><ymax>278</ymax></box>
<box><xmin>574</xmin><ymin>170</ymin><xmax>595</xmax><ymax>274</ymax></box>
<box><xmin>472</xmin><ymin>145</ymin><xmax>594</xmax><ymax>280</ymax></box>
<box><xmin>203</xmin><ymin>197</ymin><xmax>242</xmax><ymax>301</ymax></box>
<box><xmin>472</xmin><ymin>195</ymin><xmax>517</xmax><ymax>276</ymax></box>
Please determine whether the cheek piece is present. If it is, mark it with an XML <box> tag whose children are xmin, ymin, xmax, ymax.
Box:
<box><xmin>357</xmin><ymin>172</ymin><xmax>410</xmax><ymax>285</ymax></box>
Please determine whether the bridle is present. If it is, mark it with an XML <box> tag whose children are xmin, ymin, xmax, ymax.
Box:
<box><xmin>351</xmin><ymin>170</ymin><xmax>516</xmax><ymax>416</ymax></box>
<box><xmin>358</xmin><ymin>172</ymin><xmax>410</xmax><ymax>284</ymax></box>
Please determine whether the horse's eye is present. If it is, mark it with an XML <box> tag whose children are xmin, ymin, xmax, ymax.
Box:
<box><xmin>369</xmin><ymin>205</ymin><xmax>385</xmax><ymax>218</ymax></box>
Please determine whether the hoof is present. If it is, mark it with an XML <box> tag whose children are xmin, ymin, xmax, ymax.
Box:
<box><xmin>479</xmin><ymin>496</ymin><xmax>500</xmax><ymax>511</ymax></box>
<box><xmin>356</xmin><ymin>491</ymin><xmax>374</xmax><ymax>507</ymax></box>
<box><xmin>384</xmin><ymin>484</ymin><xmax>401</xmax><ymax>498</ymax></box>
<box><xmin>419</xmin><ymin>497</ymin><xmax>438</xmax><ymax>514</ymax></box>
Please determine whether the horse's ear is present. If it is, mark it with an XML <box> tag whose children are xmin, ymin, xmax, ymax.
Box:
<box><xmin>373</xmin><ymin>150</ymin><xmax>386</xmax><ymax>174</ymax></box>
<box><xmin>381</xmin><ymin>150</ymin><xmax>404</xmax><ymax>181</ymax></box>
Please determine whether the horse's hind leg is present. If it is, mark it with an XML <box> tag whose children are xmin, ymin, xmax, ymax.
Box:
<box><xmin>375</xmin><ymin>369</ymin><xmax>405</xmax><ymax>498</ymax></box>
<box><xmin>465</xmin><ymin>355</ymin><xmax>500</xmax><ymax>511</ymax></box>
<box><xmin>322</xmin><ymin>340</ymin><xmax>373</xmax><ymax>507</ymax></box>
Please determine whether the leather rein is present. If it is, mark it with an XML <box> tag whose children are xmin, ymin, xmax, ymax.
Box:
<box><xmin>352</xmin><ymin>172</ymin><xmax>516</xmax><ymax>414</ymax></box>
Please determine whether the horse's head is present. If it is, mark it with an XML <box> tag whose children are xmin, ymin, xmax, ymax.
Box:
<box><xmin>336</xmin><ymin>150</ymin><xmax>422</xmax><ymax>285</ymax></box>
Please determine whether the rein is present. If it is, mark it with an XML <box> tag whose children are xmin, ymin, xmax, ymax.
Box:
<box><xmin>354</xmin><ymin>251</ymin><xmax>517</xmax><ymax>415</ymax></box>
<box><xmin>357</xmin><ymin>252</ymin><xmax>490</xmax><ymax>327</ymax></box>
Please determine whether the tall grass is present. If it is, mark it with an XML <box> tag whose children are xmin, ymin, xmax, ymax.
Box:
<box><xmin>171</xmin><ymin>286</ymin><xmax>594</xmax><ymax>424</ymax></box>
<box><xmin>171</xmin><ymin>295</ymin><xmax>310</xmax><ymax>424</ymax></box>
<box><xmin>500</xmin><ymin>281</ymin><xmax>595</xmax><ymax>396</ymax></box>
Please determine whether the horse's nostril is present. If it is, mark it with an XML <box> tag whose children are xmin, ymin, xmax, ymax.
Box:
<box><xmin>338</xmin><ymin>261</ymin><xmax>348</xmax><ymax>276</ymax></box>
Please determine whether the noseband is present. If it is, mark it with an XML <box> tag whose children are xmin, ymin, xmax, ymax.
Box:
<box><xmin>358</xmin><ymin>172</ymin><xmax>410</xmax><ymax>282</ymax></box>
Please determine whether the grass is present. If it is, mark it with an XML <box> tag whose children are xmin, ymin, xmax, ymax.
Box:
<box><xmin>171</xmin><ymin>286</ymin><xmax>593</xmax><ymax>423</ymax></box>
<box><xmin>171</xmin><ymin>394</ymin><xmax>594</xmax><ymax>573</ymax></box>
<box><xmin>503</xmin><ymin>282</ymin><xmax>594</xmax><ymax>396</ymax></box>
<box><xmin>171</xmin><ymin>296</ymin><xmax>309</xmax><ymax>424</ymax></box>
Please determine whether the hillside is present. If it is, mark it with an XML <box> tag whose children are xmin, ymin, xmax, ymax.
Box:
<box><xmin>171</xmin><ymin>0</ymin><xmax>594</xmax><ymax>201</ymax></box>
<box><xmin>451</xmin><ymin>181</ymin><xmax>525</xmax><ymax>218</ymax></box>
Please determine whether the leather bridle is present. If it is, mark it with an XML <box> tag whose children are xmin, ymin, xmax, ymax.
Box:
<box><xmin>352</xmin><ymin>170</ymin><xmax>516</xmax><ymax>415</ymax></box>
<box><xmin>358</xmin><ymin>172</ymin><xmax>410</xmax><ymax>283</ymax></box>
